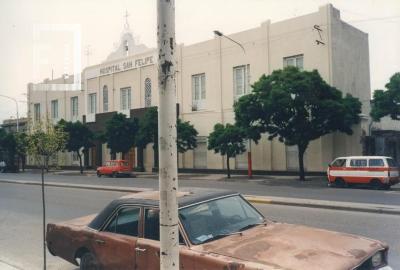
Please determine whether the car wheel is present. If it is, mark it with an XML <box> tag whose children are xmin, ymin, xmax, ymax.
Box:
<box><xmin>80</xmin><ymin>252</ymin><xmax>99</xmax><ymax>270</ymax></box>
<box><xmin>96</xmin><ymin>171</ymin><xmax>101</xmax><ymax>178</ymax></box>
<box><xmin>112</xmin><ymin>172</ymin><xmax>117</xmax><ymax>178</ymax></box>
<box><xmin>370</xmin><ymin>178</ymin><xmax>383</xmax><ymax>190</ymax></box>
<box><xmin>334</xmin><ymin>178</ymin><xmax>346</xmax><ymax>188</ymax></box>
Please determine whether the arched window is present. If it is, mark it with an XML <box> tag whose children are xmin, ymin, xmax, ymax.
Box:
<box><xmin>145</xmin><ymin>78</ymin><xmax>151</xmax><ymax>108</ymax></box>
<box><xmin>103</xmin><ymin>85</ymin><xmax>109</xmax><ymax>112</ymax></box>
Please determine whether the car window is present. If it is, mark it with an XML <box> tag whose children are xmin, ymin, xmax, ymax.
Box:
<box><xmin>350</xmin><ymin>159</ymin><xmax>367</xmax><ymax>167</ymax></box>
<box><xmin>122</xmin><ymin>162</ymin><xmax>129</xmax><ymax>166</ymax></box>
<box><xmin>144</xmin><ymin>208</ymin><xmax>185</xmax><ymax>244</ymax></box>
<box><xmin>331</xmin><ymin>159</ymin><xmax>346</xmax><ymax>167</ymax></box>
<box><xmin>104</xmin><ymin>207</ymin><xmax>140</xmax><ymax>237</ymax></box>
<box><xmin>179</xmin><ymin>195</ymin><xmax>264</xmax><ymax>245</ymax></box>
<box><xmin>387</xmin><ymin>158</ymin><xmax>397</xmax><ymax>167</ymax></box>
<box><xmin>368</xmin><ymin>159</ymin><xmax>384</xmax><ymax>167</ymax></box>
<box><xmin>105</xmin><ymin>161</ymin><xmax>111</xmax><ymax>166</ymax></box>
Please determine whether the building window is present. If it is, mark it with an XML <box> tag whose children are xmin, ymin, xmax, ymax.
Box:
<box><xmin>144</xmin><ymin>78</ymin><xmax>152</xmax><ymax>108</ymax></box>
<box><xmin>283</xmin><ymin>54</ymin><xmax>304</xmax><ymax>70</ymax></box>
<box><xmin>34</xmin><ymin>103</ymin><xmax>41</xmax><ymax>122</ymax></box>
<box><xmin>103</xmin><ymin>85</ymin><xmax>109</xmax><ymax>112</ymax></box>
<box><xmin>71</xmin><ymin>96</ymin><xmax>78</xmax><ymax>118</ymax></box>
<box><xmin>88</xmin><ymin>93</ymin><xmax>97</xmax><ymax>114</ymax></box>
<box><xmin>233</xmin><ymin>65</ymin><xmax>250</xmax><ymax>100</ymax></box>
<box><xmin>120</xmin><ymin>87</ymin><xmax>131</xmax><ymax>110</ymax></box>
<box><xmin>192</xmin><ymin>73</ymin><xmax>206</xmax><ymax>111</ymax></box>
<box><xmin>51</xmin><ymin>100</ymin><xmax>58</xmax><ymax>119</ymax></box>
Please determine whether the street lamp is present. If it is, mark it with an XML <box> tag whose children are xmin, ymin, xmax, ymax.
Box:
<box><xmin>0</xmin><ymin>94</ymin><xmax>19</xmax><ymax>132</ymax></box>
<box><xmin>214</xmin><ymin>30</ymin><xmax>253</xmax><ymax>178</ymax></box>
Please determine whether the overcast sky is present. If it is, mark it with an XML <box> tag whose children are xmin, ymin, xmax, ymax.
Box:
<box><xmin>0</xmin><ymin>0</ymin><xmax>399</xmax><ymax>122</ymax></box>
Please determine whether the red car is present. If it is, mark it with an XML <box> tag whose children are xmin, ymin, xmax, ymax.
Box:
<box><xmin>96</xmin><ymin>160</ymin><xmax>132</xmax><ymax>177</ymax></box>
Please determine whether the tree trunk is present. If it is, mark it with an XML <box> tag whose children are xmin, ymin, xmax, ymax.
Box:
<box><xmin>77</xmin><ymin>152</ymin><xmax>83</xmax><ymax>174</ymax></box>
<box><xmin>226</xmin><ymin>156</ymin><xmax>231</xmax><ymax>178</ymax></box>
<box><xmin>153</xmin><ymin>144</ymin><xmax>159</xmax><ymax>170</ymax></box>
<box><xmin>298</xmin><ymin>144</ymin><xmax>307</xmax><ymax>181</ymax></box>
<box><xmin>137</xmin><ymin>146</ymin><xmax>144</xmax><ymax>172</ymax></box>
<box><xmin>41</xmin><ymin>162</ymin><xmax>47</xmax><ymax>270</ymax></box>
<box><xmin>157</xmin><ymin>0</ymin><xmax>179</xmax><ymax>268</ymax></box>
<box><xmin>22</xmin><ymin>155</ymin><xmax>25</xmax><ymax>172</ymax></box>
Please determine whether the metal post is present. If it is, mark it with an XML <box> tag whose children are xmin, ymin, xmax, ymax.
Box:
<box><xmin>157</xmin><ymin>0</ymin><xmax>179</xmax><ymax>269</ymax></box>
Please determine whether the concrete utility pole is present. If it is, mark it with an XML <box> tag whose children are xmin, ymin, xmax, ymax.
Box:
<box><xmin>157</xmin><ymin>0</ymin><xmax>179</xmax><ymax>269</ymax></box>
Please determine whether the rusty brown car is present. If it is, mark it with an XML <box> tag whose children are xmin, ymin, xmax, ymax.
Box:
<box><xmin>46</xmin><ymin>188</ymin><xmax>392</xmax><ymax>270</ymax></box>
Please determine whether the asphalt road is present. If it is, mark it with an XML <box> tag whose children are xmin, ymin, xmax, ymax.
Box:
<box><xmin>1</xmin><ymin>171</ymin><xmax>400</xmax><ymax>205</ymax></box>
<box><xmin>0</xmin><ymin>182</ymin><xmax>399</xmax><ymax>270</ymax></box>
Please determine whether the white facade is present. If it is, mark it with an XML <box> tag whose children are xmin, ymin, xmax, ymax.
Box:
<box><xmin>28</xmin><ymin>4</ymin><xmax>373</xmax><ymax>172</ymax></box>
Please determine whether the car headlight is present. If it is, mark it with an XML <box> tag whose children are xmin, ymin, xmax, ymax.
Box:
<box><xmin>371</xmin><ymin>251</ymin><xmax>383</xmax><ymax>267</ymax></box>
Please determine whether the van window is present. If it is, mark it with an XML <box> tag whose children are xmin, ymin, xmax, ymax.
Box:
<box><xmin>387</xmin><ymin>158</ymin><xmax>397</xmax><ymax>167</ymax></box>
<box><xmin>350</xmin><ymin>159</ymin><xmax>367</xmax><ymax>167</ymax></box>
<box><xmin>331</xmin><ymin>159</ymin><xmax>346</xmax><ymax>167</ymax></box>
<box><xmin>368</xmin><ymin>159</ymin><xmax>384</xmax><ymax>167</ymax></box>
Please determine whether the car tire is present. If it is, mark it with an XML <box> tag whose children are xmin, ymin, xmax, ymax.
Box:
<box><xmin>96</xmin><ymin>171</ymin><xmax>101</xmax><ymax>178</ymax></box>
<box><xmin>112</xmin><ymin>172</ymin><xmax>117</xmax><ymax>178</ymax></box>
<box><xmin>80</xmin><ymin>252</ymin><xmax>99</xmax><ymax>270</ymax></box>
<box><xmin>334</xmin><ymin>178</ymin><xmax>346</xmax><ymax>188</ymax></box>
<box><xmin>370</xmin><ymin>178</ymin><xmax>384</xmax><ymax>190</ymax></box>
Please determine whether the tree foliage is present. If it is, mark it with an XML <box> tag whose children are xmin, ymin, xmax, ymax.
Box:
<box><xmin>135</xmin><ymin>107</ymin><xmax>199</xmax><ymax>170</ymax></box>
<box><xmin>370</xmin><ymin>72</ymin><xmax>400</xmax><ymax>121</ymax></box>
<box><xmin>105</xmin><ymin>113</ymin><xmax>139</xmax><ymax>159</ymax></box>
<box><xmin>177</xmin><ymin>119</ymin><xmax>198</xmax><ymax>153</ymax></box>
<box><xmin>234</xmin><ymin>66</ymin><xmax>361</xmax><ymax>180</ymax></box>
<box><xmin>208</xmin><ymin>123</ymin><xmax>246</xmax><ymax>178</ymax></box>
<box><xmin>57</xmin><ymin>120</ymin><xmax>94</xmax><ymax>174</ymax></box>
<box><xmin>26</xmin><ymin>122</ymin><xmax>68</xmax><ymax>166</ymax></box>
<box><xmin>0</xmin><ymin>128</ymin><xmax>17</xmax><ymax>171</ymax></box>
<box><xmin>15</xmin><ymin>132</ymin><xmax>28</xmax><ymax>171</ymax></box>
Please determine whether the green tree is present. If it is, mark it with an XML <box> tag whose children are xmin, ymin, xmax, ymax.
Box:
<box><xmin>57</xmin><ymin>120</ymin><xmax>94</xmax><ymax>174</ymax></box>
<box><xmin>235</xmin><ymin>66</ymin><xmax>361</xmax><ymax>181</ymax></box>
<box><xmin>0</xmin><ymin>129</ymin><xmax>16</xmax><ymax>171</ymax></box>
<box><xmin>177</xmin><ymin>119</ymin><xmax>198</xmax><ymax>154</ymax></box>
<box><xmin>370</xmin><ymin>72</ymin><xmax>400</xmax><ymax>121</ymax></box>
<box><xmin>208</xmin><ymin>123</ymin><xmax>246</xmax><ymax>178</ymax></box>
<box><xmin>136</xmin><ymin>107</ymin><xmax>158</xmax><ymax>171</ymax></box>
<box><xmin>26</xmin><ymin>121</ymin><xmax>67</xmax><ymax>270</ymax></box>
<box><xmin>105</xmin><ymin>113</ymin><xmax>139</xmax><ymax>160</ymax></box>
<box><xmin>15</xmin><ymin>132</ymin><xmax>28</xmax><ymax>171</ymax></box>
<box><xmin>135</xmin><ymin>108</ymin><xmax>199</xmax><ymax>171</ymax></box>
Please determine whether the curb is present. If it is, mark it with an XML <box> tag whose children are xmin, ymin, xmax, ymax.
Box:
<box><xmin>1</xmin><ymin>179</ymin><xmax>400</xmax><ymax>215</ymax></box>
<box><xmin>0</xmin><ymin>179</ymin><xmax>150</xmax><ymax>193</ymax></box>
<box><xmin>245</xmin><ymin>195</ymin><xmax>400</xmax><ymax>216</ymax></box>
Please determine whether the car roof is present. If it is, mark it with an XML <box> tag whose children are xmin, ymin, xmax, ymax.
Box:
<box><xmin>334</xmin><ymin>156</ymin><xmax>392</xmax><ymax>159</ymax></box>
<box><xmin>88</xmin><ymin>188</ymin><xmax>239</xmax><ymax>230</ymax></box>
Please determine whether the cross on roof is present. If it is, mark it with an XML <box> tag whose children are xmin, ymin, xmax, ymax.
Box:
<box><xmin>124</xmin><ymin>9</ymin><xmax>130</xmax><ymax>30</ymax></box>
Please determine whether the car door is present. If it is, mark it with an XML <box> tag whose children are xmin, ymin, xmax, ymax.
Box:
<box><xmin>135</xmin><ymin>208</ymin><xmax>194</xmax><ymax>270</ymax></box>
<box><xmin>92</xmin><ymin>206</ymin><xmax>141</xmax><ymax>270</ymax></box>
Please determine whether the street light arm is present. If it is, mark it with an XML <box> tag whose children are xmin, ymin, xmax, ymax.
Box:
<box><xmin>0</xmin><ymin>94</ymin><xmax>19</xmax><ymax>132</ymax></box>
<box><xmin>214</xmin><ymin>30</ymin><xmax>246</xmax><ymax>54</ymax></box>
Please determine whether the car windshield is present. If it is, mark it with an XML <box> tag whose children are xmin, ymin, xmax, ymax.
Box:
<box><xmin>179</xmin><ymin>195</ymin><xmax>265</xmax><ymax>245</ymax></box>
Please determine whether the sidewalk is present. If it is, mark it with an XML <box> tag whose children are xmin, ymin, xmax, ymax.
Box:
<box><xmin>2</xmin><ymin>178</ymin><xmax>400</xmax><ymax>215</ymax></box>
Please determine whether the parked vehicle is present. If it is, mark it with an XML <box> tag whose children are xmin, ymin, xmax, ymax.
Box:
<box><xmin>96</xmin><ymin>160</ymin><xmax>132</xmax><ymax>177</ymax></box>
<box><xmin>46</xmin><ymin>188</ymin><xmax>392</xmax><ymax>270</ymax></box>
<box><xmin>328</xmin><ymin>156</ymin><xmax>399</xmax><ymax>189</ymax></box>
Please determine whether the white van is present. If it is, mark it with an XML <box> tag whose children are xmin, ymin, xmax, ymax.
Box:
<box><xmin>327</xmin><ymin>156</ymin><xmax>399</xmax><ymax>189</ymax></box>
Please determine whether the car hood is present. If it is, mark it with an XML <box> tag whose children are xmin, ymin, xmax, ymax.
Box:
<box><xmin>193</xmin><ymin>222</ymin><xmax>386</xmax><ymax>270</ymax></box>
